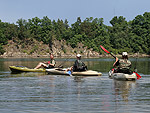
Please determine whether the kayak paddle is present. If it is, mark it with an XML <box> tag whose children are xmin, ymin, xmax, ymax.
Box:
<box><xmin>131</xmin><ymin>58</ymin><xmax>141</xmax><ymax>79</ymax></box>
<box><xmin>66</xmin><ymin>70</ymin><xmax>72</xmax><ymax>76</ymax></box>
<box><xmin>100</xmin><ymin>45</ymin><xmax>141</xmax><ymax>79</ymax></box>
<box><xmin>100</xmin><ymin>45</ymin><xmax>116</xmax><ymax>58</ymax></box>
<box><xmin>133</xmin><ymin>72</ymin><xmax>141</xmax><ymax>79</ymax></box>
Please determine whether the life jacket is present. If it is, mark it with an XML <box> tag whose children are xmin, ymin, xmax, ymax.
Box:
<box><xmin>77</xmin><ymin>60</ymin><xmax>84</xmax><ymax>68</ymax></box>
<box><xmin>47</xmin><ymin>59</ymin><xmax>56</xmax><ymax>68</ymax></box>
<box><xmin>118</xmin><ymin>59</ymin><xmax>131</xmax><ymax>70</ymax></box>
<box><xmin>73</xmin><ymin>60</ymin><xmax>87</xmax><ymax>72</ymax></box>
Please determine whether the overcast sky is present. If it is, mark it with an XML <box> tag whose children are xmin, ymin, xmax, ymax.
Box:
<box><xmin>0</xmin><ymin>0</ymin><xmax>150</xmax><ymax>25</ymax></box>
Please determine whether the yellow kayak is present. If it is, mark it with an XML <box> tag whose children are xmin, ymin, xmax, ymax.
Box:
<box><xmin>9</xmin><ymin>66</ymin><xmax>46</xmax><ymax>73</ymax></box>
<box><xmin>46</xmin><ymin>68</ymin><xmax>102</xmax><ymax>76</ymax></box>
<box><xmin>72</xmin><ymin>70</ymin><xmax>102</xmax><ymax>76</ymax></box>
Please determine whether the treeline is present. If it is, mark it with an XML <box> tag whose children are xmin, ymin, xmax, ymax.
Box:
<box><xmin>0</xmin><ymin>12</ymin><xmax>150</xmax><ymax>55</ymax></box>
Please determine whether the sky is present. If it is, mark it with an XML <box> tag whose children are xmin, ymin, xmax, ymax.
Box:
<box><xmin>0</xmin><ymin>0</ymin><xmax>150</xmax><ymax>26</ymax></box>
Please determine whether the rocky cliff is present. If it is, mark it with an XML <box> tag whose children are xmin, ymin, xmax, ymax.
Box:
<box><xmin>1</xmin><ymin>39</ymin><xmax>101</xmax><ymax>58</ymax></box>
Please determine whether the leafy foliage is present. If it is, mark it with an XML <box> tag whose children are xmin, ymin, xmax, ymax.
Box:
<box><xmin>0</xmin><ymin>12</ymin><xmax>150</xmax><ymax>55</ymax></box>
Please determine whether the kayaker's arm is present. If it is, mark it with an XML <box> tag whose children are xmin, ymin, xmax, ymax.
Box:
<box><xmin>113</xmin><ymin>57</ymin><xmax>119</xmax><ymax>67</ymax></box>
<box><xmin>43</xmin><ymin>61</ymin><xmax>48</xmax><ymax>64</ymax></box>
<box><xmin>49</xmin><ymin>63</ymin><xmax>55</xmax><ymax>67</ymax></box>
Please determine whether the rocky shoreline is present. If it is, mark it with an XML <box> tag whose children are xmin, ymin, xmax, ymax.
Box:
<box><xmin>0</xmin><ymin>40</ymin><xmax>149</xmax><ymax>58</ymax></box>
<box><xmin>0</xmin><ymin>51</ymin><xmax>149</xmax><ymax>58</ymax></box>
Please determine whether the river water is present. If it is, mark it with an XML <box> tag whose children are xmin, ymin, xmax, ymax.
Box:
<box><xmin>0</xmin><ymin>58</ymin><xmax>150</xmax><ymax>113</ymax></box>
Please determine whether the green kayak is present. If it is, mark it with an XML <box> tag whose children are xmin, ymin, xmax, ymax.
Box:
<box><xmin>9</xmin><ymin>66</ymin><xmax>46</xmax><ymax>73</ymax></box>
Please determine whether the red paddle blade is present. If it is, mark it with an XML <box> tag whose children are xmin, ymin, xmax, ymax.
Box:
<box><xmin>100</xmin><ymin>45</ymin><xmax>110</xmax><ymax>54</ymax></box>
<box><xmin>133</xmin><ymin>72</ymin><xmax>141</xmax><ymax>79</ymax></box>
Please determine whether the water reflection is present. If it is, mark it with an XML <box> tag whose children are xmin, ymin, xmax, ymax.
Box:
<box><xmin>0</xmin><ymin>57</ymin><xmax>150</xmax><ymax>113</ymax></box>
<box><xmin>73</xmin><ymin>76</ymin><xmax>85</xmax><ymax>82</ymax></box>
<box><xmin>113</xmin><ymin>80</ymin><xmax>136</xmax><ymax>102</ymax></box>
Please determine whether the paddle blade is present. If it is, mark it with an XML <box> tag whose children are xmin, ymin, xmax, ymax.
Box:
<box><xmin>100</xmin><ymin>45</ymin><xmax>110</xmax><ymax>54</ymax></box>
<box><xmin>66</xmin><ymin>70</ymin><xmax>72</xmax><ymax>76</ymax></box>
<box><xmin>133</xmin><ymin>72</ymin><xmax>141</xmax><ymax>79</ymax></box>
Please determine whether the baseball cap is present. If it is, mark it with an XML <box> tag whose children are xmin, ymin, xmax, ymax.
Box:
<box><xmin>76</xmin><ymin>54</ymin><xmax>81</xmax><ymax>57</ymax></box>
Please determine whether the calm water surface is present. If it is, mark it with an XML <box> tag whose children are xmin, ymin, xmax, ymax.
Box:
<box><xmin>0</xmin><ymin>58</ymin><xmax>150</xmax><ymax>113</ymax></box>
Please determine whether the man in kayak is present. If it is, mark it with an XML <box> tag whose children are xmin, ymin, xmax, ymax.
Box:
<box><xmin>113</xmin><ymin>52</ymin><xmax>131</xmax><ymax>74</ymax></box>
<box><xmin>34</xmin><ymin>54</ymin><xmax>56</xmax><ymax>69</ymax></box>
<box><xmin>71</xmin><ymin>54</ymin><xmax>87</xmax><ymax>72</ymax></box>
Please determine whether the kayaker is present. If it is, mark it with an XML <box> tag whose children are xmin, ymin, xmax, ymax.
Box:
<box><xmin>113</xmin><ymin>52</ymin><xmax>131</xmax><ymax>74</ymax></box>
<box><xmin>71</xmin><ymin>54</ymin><xmax>87</xmax><ymax>72</ymax></box>
<box><xmin>34</xmin><ymin>54</ymin><xmax>56</xmax><ymax>69</ymax></box>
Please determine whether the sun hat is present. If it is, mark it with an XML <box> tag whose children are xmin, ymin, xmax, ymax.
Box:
<box><xmin>122</xmin><ymin>52</ymin><xmax>128</xmax><ymax>56</ymax></box>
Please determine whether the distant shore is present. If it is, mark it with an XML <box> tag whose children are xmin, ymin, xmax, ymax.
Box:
<box><xmin>1</xmin><ymin>40</ymin><xmax>149</xmax><ymax>59</ymax></box>
<box><xmin>0</xmin><ymin>52</ymin><xmax>149</xmax><ymax>58</ymax></box>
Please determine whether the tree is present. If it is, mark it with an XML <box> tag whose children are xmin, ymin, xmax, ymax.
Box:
<box><xmin>71</xmin><ymin>17</ymin><xmax>82</xmax><ymax>35</ymax></box>
<box><xmin>16</xmin><ymin>18</ymin><xmax>30</xmax><ymax>40</ymax></box>
<box><xmin>109</xmin><ymin>16</ymin><xmax>130</xmax><ymax>53</ymax></box>
<box><xmin>0</xmin><ymin>20</ymin><xmax>8</xmax><ymax>45</ymax></box>
<box><xmin>4</xmin><ymin>23</ymin><xmax>18</xmax><ymax>40</ymax></box>
<box><xmin>131</xmin><ymin>13</ymin><xmax>150</xmax><ymax>54</ymax></box>
<box><xmin>0</xmin><ymin>13</ymin><xmax>150</xmax><ymax>55</ymax></box>
<box><xmin>40</xmin><ymin>16</ymin><xmax>53</xmax><ymax>44</ymax></box>
<box><xmin>28</xmin><ymin>17</ymin><xmax>42</xmax><ymax>41</ymax></box>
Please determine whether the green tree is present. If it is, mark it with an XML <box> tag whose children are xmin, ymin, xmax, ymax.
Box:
<box><xmin>109</xmin><ymin>16</ymin><xmax>131</xmax><ymax>53</ymax></box>
<box><xmin>71</xmin><ymin>17</ymin><xmax>82</xmax><ymax>35</ymax></box>
<box><xmin>40</xmin><ymin>16</ymin><xmax>53</xmax><ymax>44</ymax></box>
<box><xmin>4</xmin><ymin>23</ymin><xmax>18</xmax><ymax>40</ymax></box>
<box><xmin>28</xmin><ymin>17</ymin><xmax>42</xmax><ymax>41</ymax></box>
<box><xmin>16</xmin><ymin>18</ymin><xmax>31</xmax><ymax>40</ymax></box>
<box><xmin>0</xmin><ymin>20</ymin><xmax>7</xmax><ymax>45</ymax></box>
<box><xmin>131</xmin><ymin>12</ymin><xmax>150</xmax><ymax>54</ymax></box>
